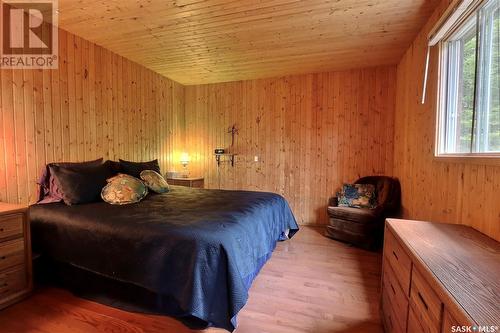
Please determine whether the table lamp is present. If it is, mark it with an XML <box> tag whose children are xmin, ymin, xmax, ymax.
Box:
<box><xmin>180</xmin><ymin>152</ymin><xmax>190</xmax><ymax>178</ymax></box>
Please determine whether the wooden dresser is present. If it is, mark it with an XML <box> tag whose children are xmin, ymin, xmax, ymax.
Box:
<box><xmin>381</xmin><ymin>219</ymin><xmax>499</xmax><ymax>333</ymax></box>
<box><xmin>167</xmin><ymin>177</ymin><xmax>204</xmax><ymax>188</ymax></box>
<box><xmin>0</xmin><ymin>203</ymin><xmax>32</xmax><ymax>309</ymax></box>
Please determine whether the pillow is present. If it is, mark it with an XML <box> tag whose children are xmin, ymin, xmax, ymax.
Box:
<box><xmin>105</xmin><ymin>160</ymin><xmax>123</xmax><ymax>175</ymax></box>
<box><xmin>101</xmin><ymin>174</ymin><xmax>148</xmax><ymax>205</ymax></box>
<box><xmin>49</xmin><ymin>163</ymin><xmax>113</xmax><ymax>205</ymax></box>
<box><xmin>140</xmin><ymin>170</ymin><xmax>170</xmax><ymax>193</ymax></box>
<box><xmin>119</xmin><ymin>159</ymin><xmax>160</xmax><ymax>178</ymax></box>
<box><xmin>37</xmin><ymin>158</ymin><xmax>103</xmax><ymax>203</ymax></box>
<box><xmin>338</xmin><ymin>184</ymin><xmax>377</xmax><ymax>209</ymax></box>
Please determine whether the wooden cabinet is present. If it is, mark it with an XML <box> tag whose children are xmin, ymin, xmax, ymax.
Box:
<box><xmin>441</xmin><ymin>308</ymin><xmax>475</xmax><ymax>333</ymax></box>
<box><xmin>407</xmin><ymin>307</ymin><xmax>425</xmax><ymax>333</ymax></box>
<box><xmin>0</xmin><ymin>203</ymin><xmax>32</xmax><ymax>309</ymax></box>
<box><xmin>409</xmin><ymin>269</ymin><xmax>441</xmax><ymax>333</ymax></box>
<box><xmin>381</xmin><ymin>219</ymin><xmax>499</xmax><ymax>333</ymax></box>
<box><xmin>381</xmin><ymin>280</ymin><xmax>405</xmax><ymax>333</ymax></box>
<box><xmin>167</xmin><ymin>177</ymin><xmax>204</xmax><ymax>188</ymax></box>
<box><xmin>382</xmin><ymin>262</ymin><xmax>408</xmax><ymax>329</ymax></box>
<box><xmin>383</xmin><ymin>230</ymin><xmax>412</xmax><ymax>295</ymax></box>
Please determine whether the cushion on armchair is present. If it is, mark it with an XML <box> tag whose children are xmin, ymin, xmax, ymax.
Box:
<box><xmin>327</xmin><ymin>206</ymin><xmax>378</xmax><ymax>224</ymax></box>
<box><xmin>355</xmin><ymin>176</ymin><xmax>401</xmax><ymax>215</ymax></box>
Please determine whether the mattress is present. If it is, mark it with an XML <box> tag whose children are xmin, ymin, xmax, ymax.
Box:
<box><xmin>29</xmin><ymin>185</ymin><xmax>299</xmax><ymax>331</ymax></box>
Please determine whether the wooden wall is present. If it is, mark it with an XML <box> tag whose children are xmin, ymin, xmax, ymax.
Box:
<box><xmin>0</xmin><ymin>28</ymin><xmax>185</xmax><ymax>205</ymax></box>
<box><xmin>5</xmin><ymin>0</ymin><xmax>496</xmax><ymax>239</ymax></box>
<box><xmin>185</xmin><ymin>67</ymin><xmax>396</xmax><ymax>225</ymax></box>
<box><xmin>394</xmin><ymin>0</ymin><xmax>500</xmax><ymax>241</ymax></box>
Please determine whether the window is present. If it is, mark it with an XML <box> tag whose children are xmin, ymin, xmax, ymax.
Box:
<box><xmin>437</xmin><ymin>0</ymin><xmax>499</xmax><ymax>156</ymax></box>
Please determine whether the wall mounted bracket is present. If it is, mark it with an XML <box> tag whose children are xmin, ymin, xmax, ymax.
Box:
<box><xmin>215</xmin><ymin>153</ymin><xmax>236</xmax><ymax>167</ymax></box>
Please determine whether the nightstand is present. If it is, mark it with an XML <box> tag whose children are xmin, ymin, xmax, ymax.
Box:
<box><xmin>167</xmin><ymin>177</ymin><xmax>204</xmax><ymax>188</ymax></box>
<box><xmin>0</xmin><ymin>203</ymin><xmax>32</xmax><ymax>309</ymax></box>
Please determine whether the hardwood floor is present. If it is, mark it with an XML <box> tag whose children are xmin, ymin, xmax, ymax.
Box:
<box><xmin>0</xmin><ymin>227</ymin><xmax>383</xmax><ymax>333</ymax></box>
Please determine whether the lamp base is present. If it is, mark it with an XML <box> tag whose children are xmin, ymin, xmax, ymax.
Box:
<box><xmin>181</xmin><ymin>164</ymin><xmax>189</xmax><ymax>178</ymax></box>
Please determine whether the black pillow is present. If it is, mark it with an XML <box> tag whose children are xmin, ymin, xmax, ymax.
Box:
<box><xmin>104</xmin><ymin>160</ymin><xmax>122</xmax><ymax>176</ymax></box>
<box><xmin>49</xmin><ymin>163</ymin><xmax>113</xmax><ymax>205</ymax></box>
<box><xmin>119</xmin><ymin>159</ymin><xmax>161</xmax><ymax>178</ymax></box>
<box><xmin>38</xmin><ymin>158</ymin><xmax>103</xmax><ymax>203</ymax></box>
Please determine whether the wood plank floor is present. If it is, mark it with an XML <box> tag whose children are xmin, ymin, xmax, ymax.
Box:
<box><xmin>0</xmin><ymin>227</ymin><xmax>383</xmax><ymax>333</ymax></box>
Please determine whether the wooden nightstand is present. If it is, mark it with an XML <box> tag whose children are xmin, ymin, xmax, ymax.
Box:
<box><xmin>0</xmin><ymin>203</ymin><xmax>32</xmax><ymax>310</ymax></box>
<box><xmin>167</xmin><ymin>177</ymin><xmax>204</xmax><ymax>188</ymax></box>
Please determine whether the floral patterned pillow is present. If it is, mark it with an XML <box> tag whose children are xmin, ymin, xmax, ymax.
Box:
<box><xmin>338</xmin><ymin>183</ymin><xmax>377</xmax><ymax>209</ymax></box>
<box><xmin>140</xmin><ymin>170</ymin><xmax>170</xmax><ymax>194</ymax></box>
<box><xmin>101</xmin><ymin>174</ymin><xmax>148</xmax><ymax>205</ymax></box>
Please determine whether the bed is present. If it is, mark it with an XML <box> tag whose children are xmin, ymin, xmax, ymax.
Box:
<box><xmin>29</xmin><ymin>185</ymin><xmax>299</xmax><ymax>331</ymax></box>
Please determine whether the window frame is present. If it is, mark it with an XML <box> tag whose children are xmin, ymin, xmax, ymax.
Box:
<box><xmin>435</xmin><ymin>0</ymin><xmax>500</xmax><ymax>161</ymax></box>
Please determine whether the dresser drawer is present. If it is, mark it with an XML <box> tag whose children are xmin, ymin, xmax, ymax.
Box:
<box><xmin>442</xmin><ymin>308</ymin><xmax>474</xmax><ymax>333</ymax></box>
<box><xmin>382</xmin><ymin>262</ymin><xmax>409</xmax><ymax>328</ymax></box>
<box><xmin>382</xmin><ymin>286</ymin><xmax>405</xmax><ymax>333</ymax></box>
<box><xmin>0</xmin><ymin>214</ymin><xmax>23</xmax><ymax>240</ymax></box>
<box><xmin>0</xmin><ymin>266</ymin><xmax>27</xmax><ymax>300</ymax></box>
<box><xmin>167</xmin><ymin>178</ymin><xmax>204</xmax><ymax>188</ymax></box>
<box><xmin>169</xmin><ymin>179</ymin><xmax>184</xmax><ymax>186</ymax></box>
<box><xmin>409</xmin><ymin>269</ymin><xmax>442</xmax><ymax>333</ymax></box>
<box><xmin>191</xmin><ymin>180</ymin><xmax>204</xmax><ymax>188</ymax></box>
<box><xmin>407</xmin><ymin>306</ymin><xmax>425</xmax><ymax>333</ymax></box>
<box><xmin>0</xmin><ymin>238</ymin><xmax>25</xmax><ymax>272</ymax></box>
<box><xmin>384</xmin><ymin>229</ymin><xmax>412</xmax><ymax>295</ymax></box>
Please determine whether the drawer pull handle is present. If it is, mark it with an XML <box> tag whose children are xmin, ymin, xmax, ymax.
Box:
<box><xmin>392</xmin><ymin>250</ymin><xmax>399</xmax><ymax>260</ymax></box>
<box><xmin>0</xmin><ymin>283</ymin><xmax>7</xmax><ymax>287</ymax></box>
<box><xmin>417</xmin><ymin>291</ymin><xmax>429</xmax><ymax>310</ymax></box>
<box><xmin>0</xmin><ymin>228</ymin><xmax>4</xmax><ymax>232</ymax></box>
<box><xmin>0</xmin><ymin>256</ymin><xmax>5</xmax><ymax>260</ymax></box>
<box><xmin>390</xmin><ymin>283</ymin><xmax>396</xmax><ymax>295</ymax></box>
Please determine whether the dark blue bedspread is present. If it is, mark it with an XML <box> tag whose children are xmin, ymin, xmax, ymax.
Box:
<box><xmin>29</xmin><ymin>186</ymin><xmax>299</xmax><ymax>331</ymax></box>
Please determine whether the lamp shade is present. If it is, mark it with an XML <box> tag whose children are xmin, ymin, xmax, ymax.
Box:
<box><xmin>180</xmin><ymin>152</ymin><xmax>190</xmax><ymax>164</ymax></box>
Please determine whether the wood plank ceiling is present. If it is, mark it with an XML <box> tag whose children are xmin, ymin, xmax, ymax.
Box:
<box><xmin>55</xmin><ymin>0</ymin><xmax>440</xmax><ymax>85</ymax></box>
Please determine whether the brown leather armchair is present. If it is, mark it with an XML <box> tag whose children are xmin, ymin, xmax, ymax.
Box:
<box><xmin>325</xmin><ymin>176</ymin><xmax>401</xmax><ymax>250</ymax></box>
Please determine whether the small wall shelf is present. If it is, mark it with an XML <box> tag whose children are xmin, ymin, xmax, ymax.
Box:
<box><xmin>215</xmin><ymin>153</ymin><xmax>237</xmax><ymax>167</ymax></box>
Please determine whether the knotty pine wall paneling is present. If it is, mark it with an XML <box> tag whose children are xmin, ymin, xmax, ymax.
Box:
<box><xmin>185</xmin><ymin>67</ymin><xmax>396</xmax><ymax>225</ymax></box>
<box><xmin>394</xmin><ymin>0</ymin><xmax>500</xmax><ymax>241</ymax></box>
<box><xmin>0</xmin><ymin>28</ymin><xmax>185</xmax><ymax>205</ymax></box>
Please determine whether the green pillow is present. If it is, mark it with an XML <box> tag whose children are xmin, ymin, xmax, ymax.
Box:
<box><xmin>338</xmin><ymin>184</ymin><xmax>377</xmax><ymax>209</ymax></box>
<box><xmin>101</xmin><ymin>174</ymin><xmax>148</xmax><ymax>205</ymax></box>
<box><xmin>140</xmin><ymin>170</ymin><xmax>170</xmax><ymax>194</ymax></box>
